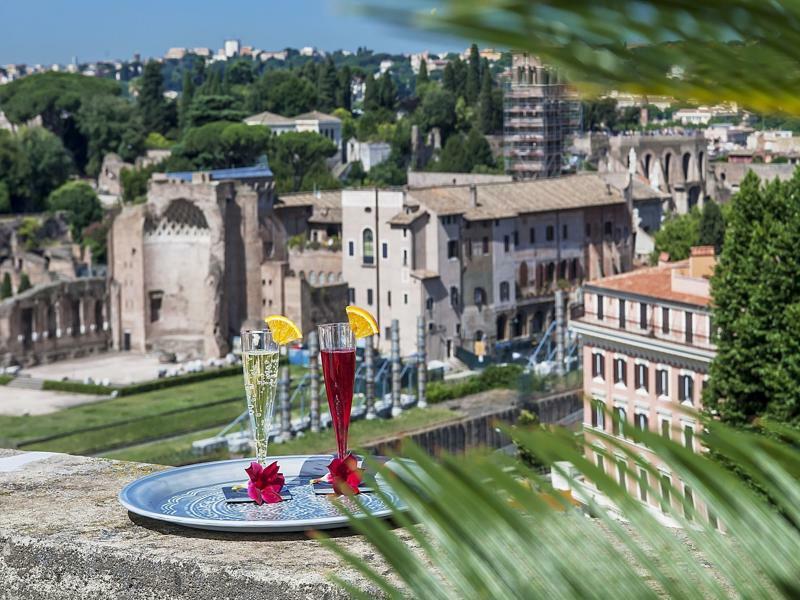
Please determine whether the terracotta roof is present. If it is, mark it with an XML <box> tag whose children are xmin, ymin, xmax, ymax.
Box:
<box><xmin>407</xmin><ymin>173</ymin><xmax>624</xmax><ymax>221</ymax></box>
<box><xmin>586</xmin><ymin>262</ymin><xmax>711</xmax><ymax>307</ymax></box>
<box><xmin>244</xmin><ymin>111</ymin><xmax>294</xmax><ymax>126</ymax></box>
<box><xmin>275</xmin><ymin>190</ymin><xmax>342</xmax><ymax>224</ymax></box>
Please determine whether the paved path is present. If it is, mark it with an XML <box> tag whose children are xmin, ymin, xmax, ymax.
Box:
<box><xmin>0</xmin><ymin>386</ymin><xmax>105</xmax><ymax>416</ymax></box>
<box><xmin>20</xmin><ymin>352</ymin><xmax>167</xmax><ymax>385</ymax></box>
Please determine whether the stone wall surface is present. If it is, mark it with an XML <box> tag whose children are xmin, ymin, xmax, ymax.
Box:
<box><xmin>0</xmin><ymin>449</ymin><xmax>396</xmax><ymax>600</ymax></box>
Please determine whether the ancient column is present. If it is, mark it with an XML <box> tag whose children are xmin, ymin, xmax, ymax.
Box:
<box><xmin>417</xmin><ymin>315</ymin><xmax>427</xmax><ymax>408</ymax></box>
<box><xmin>555</xmin><ymin>289</ymin><xmax>565</xmax><ymax>377</ymax></box>
<box><xmin>279</xmin><ymin>365</ymin><xmax>292</xmax><ymax>441</ymax></box>
<box><xmin>308</xmin><ymin>330</ymin><xmax>321</xmax><ymax>433</ymax></box>
<box><xmin>365</xmin><ymin>335</ymin><xmax>377</xmax><ymax>419</ymax></box>
<box><xmin>391</xmin><ymin>319</ymin><xmax>402</xmax><ymax>417</ymax></box>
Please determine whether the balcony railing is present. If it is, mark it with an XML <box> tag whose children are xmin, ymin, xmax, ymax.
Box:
<box><xmin>579</xmin><ymin>309</ymin><xmax>714</xmax><ymax>348</ymax></box>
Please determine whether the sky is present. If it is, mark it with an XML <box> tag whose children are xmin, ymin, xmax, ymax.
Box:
<box><xmin>0</xmin><ymin>0</ymin><xmax>461</xmax><ymax>65</ymax></box>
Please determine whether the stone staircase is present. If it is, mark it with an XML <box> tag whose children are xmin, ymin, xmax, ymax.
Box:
<box><xmin>5</xmin><ymin>377</ymin><xmax>45</xmax><ymax>391</ymax></box>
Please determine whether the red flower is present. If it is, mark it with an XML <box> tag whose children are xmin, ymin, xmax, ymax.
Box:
<box><xmin>327</xmin><ymin>453</ymin><xmax>363</xmax><ymax>495</ymax></box>
<box><xmin>245</xmin><ymin>461</ymin><xmax>285</xmax><ymax>505</ymax></box>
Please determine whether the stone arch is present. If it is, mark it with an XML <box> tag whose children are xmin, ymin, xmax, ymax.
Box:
<box><xmin>308</xmin><ymin>271</ymin><xmax>317</xmax><ymax>284</ymax></box>
<box><xmin>531</xmin><ymin>310</ymin><xmax>544</xmax><ymax>333</ymax></box>
<box><xmin>512</xmin><ymin>312</ymin><xmax>524</xmax><ymax>337</ymax></box>
<box><xmin>662</xmin><ymin>151</ymin><xmax>673</xmax><ymax>186</ymax></box>
<box><xmin>698</xmin><ymin>151</ymin><xmax>705</xmax><ymax>177</ymax></box>
<box><xmin>546</xmin><ymin>262</ymin><xmax>556</xmax><ymax>282</ymax></box>
<box><xmin>643</xmin><ymin>153</ymin><xmax>653</xmax><ymax>179</ymax></box>
<box><xmin>682</xmin><ymin>151</ymin><xmax>692</xmax><ymax>181</ymax></box>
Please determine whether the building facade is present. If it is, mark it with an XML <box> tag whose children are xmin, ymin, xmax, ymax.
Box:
<box><xmin>244</xmin><ymin>111</ymin><xmax>343</xmax><ymax>154</ymax></box>
<box><xmin>503</xmin><ymin>53</ymin><xmax>579</xmax><ymax>180</ymax></box>
<box><xmin>343</xmin><ymin>174</ymin><xmax>634</xmax><ymax>361</ymax></box>
<box><xmin>570</xmin><ymin>247</ymin><xmax>717</xmax><ymax>524</ymax></box>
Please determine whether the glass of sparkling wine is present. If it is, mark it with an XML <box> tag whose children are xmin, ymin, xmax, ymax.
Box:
<box><xmin>241</xmin><ymin>329</ymin><xmax>280</xmax><ymax>466</ymax></box>
<box><xmin>317</xmin><ymin>323</ymin><xmax>357</xmax><ymax>460</ymax></box>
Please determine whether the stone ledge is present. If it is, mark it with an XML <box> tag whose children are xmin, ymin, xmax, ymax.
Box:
<box><xmin>0</xmin><ymin>449</ymin><xmax>394</xmax><ymax>600</ymax></box>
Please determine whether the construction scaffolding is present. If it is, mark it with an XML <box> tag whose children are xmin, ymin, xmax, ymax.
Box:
<box><xmin>503</xmin><ymin>53</ymin><xmax>579</xmax><ymax>180</ymax></box>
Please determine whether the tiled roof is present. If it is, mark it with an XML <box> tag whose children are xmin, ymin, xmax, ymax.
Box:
<box><xmin>294</xmin><ymin>111</ymin><xmax>341</xmax><ymax>123</ymax></box>
<box><xmin>244</xmin><ymin>111</ymin><xmax>295</xmax><ymax>126</ymax></box>
<box><xmin>407</xmin><ymin>173</ymin><xmax>624</xmax><ymax>221</ymax></box>
<box><xmin>387</xmin><ymin>209</ymin><xmax>427</xmax><ymax>226</ymax></box>
<box><xmin>586</xmin><ymin>262</ymin><xmax>711</xmax><ymax>307</ymax></box>
<box><xmin>601</xmin><ymin>173</ymin><xmax>671</xmax><ymax>201</ymax></box>
<box><xmin>275</xmin><ymin>190</ymin><xmax>342</xmax><ymax>224</ymax></box>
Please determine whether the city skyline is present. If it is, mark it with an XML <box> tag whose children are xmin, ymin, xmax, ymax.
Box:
<box><xmin>0</xmin><ymin>0</ymin><xmax>462</xmax><ymax>65</ymax></box>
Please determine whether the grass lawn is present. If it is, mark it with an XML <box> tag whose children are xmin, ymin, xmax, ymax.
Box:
<box><xmin>100</xmin><ymin>407</ymin><xmax>462</xmax><ymax>466</ymax></box>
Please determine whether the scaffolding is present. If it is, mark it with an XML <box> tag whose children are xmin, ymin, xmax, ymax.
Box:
<box><xmin>503</xmin><ymin>54</ymin><xmax>579</xmax><ymax>180</ymax></box>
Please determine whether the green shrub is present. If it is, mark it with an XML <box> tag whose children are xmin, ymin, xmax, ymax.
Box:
<box><xmin>115</xmin><ymin>365</ymin><xmax>241</xmax><ymax>396</ymax></box>
<box><xmin>0</xmin><ymin>375</ymin><xmax>12</xmax><ymax>385</ymax></box>
<box><xmin>42</xmin><ymin>379</ymin><xmax>113</xmax><ymax>395</ymax></box>
<box><xmin>426</xmin><ymin>364</ymin><xmax>523</xmax><ymax>404</ymax></box>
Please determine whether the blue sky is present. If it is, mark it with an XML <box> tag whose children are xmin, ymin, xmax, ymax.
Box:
<box><xmin>0</xmin><ymin>1</ymin><xmax>460</xmax><ymax>65</ymax></box>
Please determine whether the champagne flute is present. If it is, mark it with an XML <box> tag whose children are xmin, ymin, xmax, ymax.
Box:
<box><xmin>241</xmin><ymin>329</ymin><xmax>280</xmax><ymax>466</ymax></box>
<box><xmin>317</xmin><ymin>323</ymin><xmax>356</xmax><ymax>459</ymax></box>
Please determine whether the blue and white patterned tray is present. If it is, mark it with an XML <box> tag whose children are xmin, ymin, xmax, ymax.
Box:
<box><xmin>119</xmin><ymin>455</ymin><xmax>406</xmax><ymax>532</ymax></box>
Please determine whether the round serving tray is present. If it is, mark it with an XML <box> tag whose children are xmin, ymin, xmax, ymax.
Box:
<box><xmin>119</xmin><ymin>454</ymin><xmax>405</xmax><ymax>533</ymax></box>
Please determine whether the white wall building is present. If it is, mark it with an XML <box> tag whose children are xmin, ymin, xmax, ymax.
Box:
<box><xmin>345</xmin><ymin>139</ymin><xmax>392</xmax><ymax>172</ymax></box>
<box><xmin>245</xmin><ymin>111</ymin><xmax>342</xmax><ymax>153</ymax></box>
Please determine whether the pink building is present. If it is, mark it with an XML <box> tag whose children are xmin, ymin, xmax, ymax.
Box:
<box><xmin>570</xmin><ymin>246</ymin><xmax>717</xmax><ymax>524</ymax></box>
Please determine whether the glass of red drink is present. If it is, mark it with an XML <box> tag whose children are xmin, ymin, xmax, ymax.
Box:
<box><xmin>317</xmin><ymin>323</ymin><xmax>357</xmax><ymax>459</ymax></box>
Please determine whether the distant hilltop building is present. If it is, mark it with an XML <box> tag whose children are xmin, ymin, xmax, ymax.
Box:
<box><xmin>244</xmin><ymin>110</ymin><xmax>343</xmax><ymax>154</ymax></box>
<box><xmin>503</xmin><ymin>53</ymin><xmax>579</xmax><ymax>180</ymax></box>
<box><xmin>164</xmin><ymin>47</ymin><xmax>187</xmax><ymax>60</ymax></box>
<box><xmin>224</xmin><ymin>39</ymin><xmax>241</xmax><ymax>58</ymax></box>
<box><xmin>572</xmin><ymin>247</ymin><xmax>717</xmax><ymax>526</ymax></box>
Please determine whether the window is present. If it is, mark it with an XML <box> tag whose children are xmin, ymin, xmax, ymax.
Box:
<box><xmin>640</xmin><ymin>303</ymin><xmax>648</xmax><ymax>329</ymax></box>
<box><xmin>450</xmin><ymin>287</ymin><xmax>459</xmax><ymax>307</ymax></box>
<box><xmin>348</xmin><ymin>287</ymin><xmax>355</xmax><ymax>304</ymax></box>
<box><xmin>149</xmin><ymin>291</ymin><xmax>163</xmax><ymax>322</ymax></box>
<box><xmin>426</xmin><ymin>297</ymin><xmax>434</xmax><ymax>310</ymax></box>
<box><xmin>660</xmin><ymin>474</ymin><xmax>671</xmax><ymax>513</ymax></box>
<box><xmin>403</xmin><ymin>228</ymin><xmax>407</xmax><ymax>238</ymax></box>
<box><xmin>597</xmin><ymin>294</ymin><xmax>604</xmax><ymax>320</ymax></box>
<box><xmin>662</xmin><ymin>307</ymin><xmax>670</xmax><ymax>333</ymax></box>
<box><xmin>562</xmin><ymin>224</ymin><xmax>568</xmax><ymax>239</ymax></box>
<box><xmin>613</xmin><ymin>358</ymin><xmax>626</xmax><ymax>386</ymax></box>
<box><xmin>604</xmin><ymin>221</ymin><xmax>613</xmax><ymax>236</ymax></box>
<box><xmin>612</xmin><ymin>407</ymin><xmax>626</xmax><ymax>437</ymax></box>
<box><xmin>362</xmin><ymin>229</ymin><xmax>374</xmax><ymax>265</ymax></box>
<box><xmin>367</xmin><ymin>288</ymin><xmax>374</xmax><ymax>305</ymax></box>
<box><xmin>592</xmin><ymin>352</ymin><xmax>605</xmax><ymax>380</ymax></box>
<box><xmin>685</xmin><ymin>312</ymin><xmax>693</xmax><ymax>343</ymax></box>
<box><xmin>617</xmin><ymin>460</ymin><xmax>627</xmax><ymax>490</ymax></box>
<box><xmin>596</xmin><ymin>453</ymin><xmax>605</xmax><ymax>474</ymax></box>
<box><xmin>618</xmin><ymin>299</ymin><xmax>626</xmax><ymax>329</ymax></box>
<box><xmin>529</xmin><ymin>227</ymin><xmax>536</xmax><ymax>244</ymax></box>
<box><xmin>661</xmin><ymin>419</ymin><xmax>671</xmax><ymax>440</ymax></box>
<box><xmin>504</xmin><ymin>235</ymin><xmax>510</xmax><ymax>252</ymax></box>
<box><xmin>387</xmin><ymin>291</ymin><xmax>391</xmax><ymax>306</ymax></box>
<box><xmin>656</xmin><ymin>368</ymin><xmax>669</xmax><ymax>396</ymax></box>
<box><xmin>679</xmin><ymin>374</ymin><xmax>694</xmax><ymax>404</ymax></box>
<box><xmin>635</xmin><ymin>412</ymin><xmax>649</xmax><ymax>432</ymax></box>
<box><xmin>684</xmin><ymin>424</ymin><xmax>695</xmax><ymax>451</ymax></box>
<box><xmin>474</xmin><ymin>287</ymin><xmax>487</xmax><ymax>305</ymax></box>
<box><xmin>638</xmin><ymin>468</ymin><xmax>648</xmax><ymax>502</ymax></box>
<box><xmin>546</xmin><ymin>225</ymin><xmax>554</xmax><ymax>241</ymax></box>
<box><xmin>591</xmin><ymin>399</ymin><xmax>605</xmax><ymax>430</ymax></box>
<box><xmin>402</xmin><ymin>249</ymin><xmax>408</xmax><ymax>266</ymax></box>
<box><xmin>404</xmin><ymin>293</ymin><xmax>408</xmax><ymax>305</ymax></box>
<box><xmin>456</xmin><ymin>323</ymin><xmax>461</xmax><ymax>335</ymax></box>
<box><xmin>447</xmin><ymin>240</ymin><xmax>459</xmax><ymax>259</ymax></box>
<box><xmin>513</xmin><ymin>231</ymin><xmax>519</xmax><ymax>246</ymax></box>
<box><xmin>499</xmin><ymin>281</ymin><xmax>510</xmax><ymax>302</ymax></box>
<box><xmin>684</xmin><ymin>484</ymin><xmax>694</xmax><ymax>520</ymax></box>
<box><xmin>635</xmin><ymin>363</ymin><xmax>648</xmax><ymax>391</ymax></box>
<box><xmin>482</xmin><ymin>237</ymin><xmax>489</xmax><ymax>254</ymax></box>
<box><xmin>381</xmin><ymin>241</ymin><xmax>388</xmax><ymax>259</ymax></box>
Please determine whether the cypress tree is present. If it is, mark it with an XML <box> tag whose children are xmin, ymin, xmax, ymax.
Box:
<box><xmin>0</xmin><ymin>273</ymin><xmax>12</xmax><ymax>299</ymax></box>
<box><xmin>364</xmin><ymin>74</ymin><xmax>379</xmax><ymax>112</ymax></box>
<box><xmin>17</xmin><ymin>273</ymin><xmax>31</xmax><ymax>294</ymax></box>
<box><xmin>478</xmin><ymin>64</ymin><xmax>494</xmax><ymax>133</ymax></box>
<box><xmin>138</xmin><ymin>61</ymin><xmax>172</xmax><ymax>134</ymax></box>
<box><xmin>417</xmin><ymin>59</ymin><xmax>429</xmax><ymax>87</ymax></box>
<box><xmin>443</xmin><ymin>62</ymin><xmax>456</xmax><ymax>93</ymax></box>
<box><xmin>179</xmin><ymin>70</ymin><xmax>195</xmax><ymax>131</ymax></box>
<box><xmin>336</xmin><ymin>66</ymin><xmax>352</xmax><ymax>110</ymax></box>
<box><xmin>317</xmin><ymin>57</ymin><xmax>338</xmax><ymax>113</ymax></box>
<box><xmin>379</xmin><ymin>71</ymin><xmax>396</xmax><ymax>111</ymax></box>
<box><xmin>699</xmin><ymin>199</ymin><xmax>726</xmax><ymax>253</ymax></box>
<box><xmin>466</xmin><ymin>44</ymin><xmax>481</xmax><ymax>103</ymax></box>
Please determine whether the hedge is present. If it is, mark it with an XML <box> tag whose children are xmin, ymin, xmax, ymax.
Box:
<box><xmin>0</xmin><ymin>375</ymin><xmax>12</xmax><ymax>386</ymax></box>
<box><xmin>427</xmin><ymin>364</ymin><xmax>524</xmax><ymax>404</ymax></box>
<box><xmin>41</xmin><ymin>365</ymin><xmax>243</xmax><ymax>397</ymax></box>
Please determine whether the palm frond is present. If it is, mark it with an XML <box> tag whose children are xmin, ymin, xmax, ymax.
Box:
<box><xmin>356</xmin><ymin>0</ymin><xmax>800</xmax><ymax>113</ymax></box>
<box><xmin>328</xmin><ymin>415</ymin><xmax>800</xmax><ymax>598</ymax></box>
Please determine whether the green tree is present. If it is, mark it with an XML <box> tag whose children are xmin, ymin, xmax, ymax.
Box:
<box><xmin>317</xmin><ymin>57</ymin><xmax>339</xmax><ymax>113</ymax></box>
<box><xmin>0</xmin><ymin>182</ymin><xmax>10</xmax><ymax>214</ymax></box>
<box><xmin>442</xmin><ymin>61</ymin><xmax>456</xmax><ymax>94</ymax></box>
<box><xmin>179</xmin><ymin>70</ymin><xmax>195</xmax><ymax>131</ymax></box>
<box><xmin>173</xmin><ymin>121</ymin><xmax>270</xmax><ymax>170</ymax></box>
<box><xmin>478</xmin><ymin>60</ymin><xmax>495</xmax><ymax>133</ymax></box>
<box><xmin>705</xmin><ymin>172</ymin><xmax>800</xmax><ymax>426</ymax></box>
<box><xmin>17</xmin><ymin>127</ymin><xmax>74</xmax><ymax>212</ymax></box>
<box><xmin>77</xmin><ymin>95</ymin><xmax>145</xmax><ymax>176</ymax></box>
<box><xmin>248</xmin><ymin>71</ymin><xmax>316</xmax><ymax>116</ymax></box>
<box><xmin>336</xmin><ymin>65</ymin><xmax>352</xmax><ymax>111</ymax></box>
<box><xmin>82</xmin><ymin>219</ymin><xmax>110</xmax><ymax>264</ymax></box>
<box><xmin>419</xmin><ymin>87</ymin><xmax>457</xmax><ymax>138</ymax></box>
<box><xmin>17</xmin><ymin>273</ymin><xmax>31</xmax><ymax>294</ymax></box>
<box><xmin>138</xmin><ymin>61</ymin><xmax>175</xmax><ymax>135</ymax></box>
<box><xmin>698</xmin><ymin>200</ymin><xmax>726</xmax><ymax>253</ymax></box>
<box><xmin>363</xmin><ymin>74</ymin><xmax>379</xmax><ymax>112</ymax></box>
<box><xmin>417</xmin><ymin>58</ymin><xmax>429</xmax><ymax>88</ymax></box>
<box><xmin>465</xmin><ymin>128</ymin><xmax>495</xmax><ymax>170</ymax></box>
<box><xmin>651</xmin><ymin>208</ymin><xmax>701</xmax><ymax>263</ymax></box>
<box><xmin>437</xmin><ymin>134</ymin><xmax>469</xmax><ymax>171</ymax></box>
<box><xmin>46</xmin><ymin>181</ymin><xmax>103</xmax><ymax>242</ymax></box>
<box><xmin>267</xmin><ymin>131</ymin><xmax>338</xmax><ymax>193</ymax></box>
<box><xmin>466</xmin><ymin>43</ymin><xmax>481</xmax><ymax>103</ymax></box>
<box><xmin>184</xmin><ymin>95</ymin><xmax>247</xmax><ymax>129</ymax></box>
<box><xmin>120</xmin><ymin>162</ymin><xmax>164</xmax><ymax>204</ymax></box>
<box><xmin>378</xmin><ymin>71</ymin><xmax>397</xmax><ymax>111</ymax></box>
<box><xmin>0</xmin><ymin>273</ymin><xmax>11</xmax><ymax>298</ymax></box>
<box><xmin>582</xmin><ymin>98</ymin><xmax>619</xmax><ymax>131</ymax></box>
<box><xmin>224</xmin><ymin>59</ymin><xmax>254</xmax><ymax>85</ymax></box>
